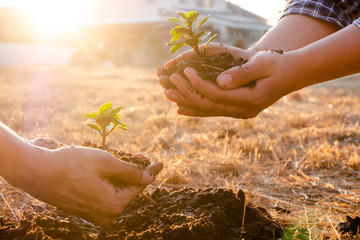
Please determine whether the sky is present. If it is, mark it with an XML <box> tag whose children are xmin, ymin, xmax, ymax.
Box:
<box><xmin>0</xmin><ymin>0</ymin><xmax>287</xmax><ymax>34</ymax></box>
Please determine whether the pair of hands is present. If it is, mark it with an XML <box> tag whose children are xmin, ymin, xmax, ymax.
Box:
<box><xmin>12</xmin><ymin>139</ymin><xmax>163</xmax><ymax>226</ymax></box>
<box><xmin>158</xmin><ymin>43</ymin><xmax>300</xmax><ymax>119</ymax></box>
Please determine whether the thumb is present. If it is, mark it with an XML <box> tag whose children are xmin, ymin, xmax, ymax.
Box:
<box><xmin>101</xmin><ymin>153</ymin><xmax>163</xmax><ymax>185</ymax></box>
<box><xmin>216</xmin><ymin>53</ymin><xmax>270</xmax><ymax>89</ymax></box>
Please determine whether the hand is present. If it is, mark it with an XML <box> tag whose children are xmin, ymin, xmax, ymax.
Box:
<box><xmin>164</xmin><ymin>51</ymin><xmax>301</xmax><ymax>118</ymax></box>
<box><xmin>10</xmin><ymin>144</ymin><xmax>163</xmax><ymax>225</ymax></box>
<box><xmin>157</xmin><ymin>42</ymin><xmax>251</xmax><ymax>89</ymax></box>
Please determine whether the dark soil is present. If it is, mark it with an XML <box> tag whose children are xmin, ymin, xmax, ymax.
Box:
<box><xmin>0</xmin><ymin>188</ymin><xmax>284</xmax><ymax>240</ymax></box>
<box><xmin>161</xmin><ymin>52</ymin><xmax>255</xmax><ymax>88</ymax></box>
<box><xmin>82</xmin><ymin>141</ymin><xmax>151</xmax><ymax>169</ymax></box>
<box><xmin>337</xmin><ymin>216</ymin><xmax>360</xmax><ymax>236</ymax></box>
<box><xmin>0</xmin><ymin>140</ymin><xmax>284</xmax><ymax>239</ymax></box>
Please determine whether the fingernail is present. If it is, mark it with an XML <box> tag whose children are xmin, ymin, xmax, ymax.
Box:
<box><xmin>218</xmin><ymin>74</ymin><xmax>232</xmax><ymax>88</ymax></box>
<box><xmin>142</xmin><ymin>171</ymin><xmax>154</xmax><ymax>184</ymax></box>
<box><xmin>165</xmin><ymin>90</ymin><xmax>178</xmax><ymax>101</ymax></box>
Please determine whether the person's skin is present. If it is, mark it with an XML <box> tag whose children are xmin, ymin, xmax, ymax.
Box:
<box><xmin>158</xmin><ymin>14</ymin><xmax>360</xmax><ymax>118</ymax></box>
<box><xmin>0</xmin><ymin>121</ymin><xmax>163</xmax><ymax>225</ymax></box>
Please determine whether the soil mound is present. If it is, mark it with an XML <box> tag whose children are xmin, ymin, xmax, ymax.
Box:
<box><xmin>0</xmin><ymin>188</ymin><xmax>283</xmax><ymax>240</ymax></box>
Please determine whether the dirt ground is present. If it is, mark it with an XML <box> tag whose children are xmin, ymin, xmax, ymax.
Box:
<box><xmin>0</xmin><ymin>66</ymin><xmax>359</xmax><ymax>239</ymax></box>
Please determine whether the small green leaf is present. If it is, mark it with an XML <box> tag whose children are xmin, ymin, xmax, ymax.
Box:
<box><xmin>87</xmin><ymin>123</ymin><xmax>101</xmax><ymax>133</ymax></box>
<box><xmin>96</xmin><ymin>116</ymin><xmax>112</xmax><ymax>129</ymax></box>
<box><xmin>167</xmin><ymin>17</ymin><xmax>185</xmax><ymax>26</ymax></box>
<box><xmin>203</xmin><ymin>33</ymin><xmax>218</xmax><ymax>54</ymax></box>
<box><xmin>170</xmin><ymin>26</ymin><xmax>182</xmax><ymax>36</ymax></box>
<box><xmin>111</xmin><ymin>106</ymin><xmax>122</xmax><ymax>116</ymax></box>
<box><xmin>166</xmin><ymin>39</ymin><xmax>185</xmax><ymax>46</ymax></box>
<box><xmin>173</xmin><ymin>27</ymin><xmax>192</xmax><ymax>36</ymax></box>
<box><xmin>195</xmin><ymin>30</ymin><xmax>209</xmax><ymax>39</ymax></box>
<box><xmin>99</xmin><ymin>103</ymin><xmax>113</xmax><ymax>115</ymax></box>
<box><xmin>184</xmin><ymin>38</ymin><xmax>199</xmax><ymax>46</ymax></box>
<box><xmin>97</xmin><ymin>134</ymin><xmax>102</xmax><ymax>144</ymax></box>
<box><xmin>186</xmin><ymin>12</ymin><xmax>200</xmax><ymax>26</ymax></box>
<box><xmin>194</xmin><ymin>15</ymin><xmax>210</xmax><ymax>31</ymax></box>
<box><xmin>110</xmin><ymin>115</ymin><xmax>120</xmax><ymax>124</ymax></box>
<box><xmin>85</xmin><ymin>113</ymin><xmax>98</xmax><ymax>120</ymax></box>
<box><xmin>205</xmin><ymin>33</ymin><xmax>217</xmax><ymax>45</ymax></box>
<box><xmin>177</xmin><ymin>11</ymin><xmax>187</xmax><ymax>20</ymax></box>
<box><xmin>170</xmin><ymin>35</ymin><xmax>181</xmax><ymax>42</ymax></box>
<box><xmin>185</xmin><ymin>11</ymin><xmax>198</xmax><ymax>17</ymax></box>
<box><xmin>115</xmin><ymin>123</ymin><xmax>128</xmax><ymax>130</ymax></box>
<box><xmin>170</xmin><ymin>44</ymin><xmax>184</xmax><ymax>53</ymax></box>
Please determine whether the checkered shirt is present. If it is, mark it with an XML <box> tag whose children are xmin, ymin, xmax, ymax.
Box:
<box><xmin>282</xmin><ymin>0</ymin><xmax>360</xmax><ymax>28</ymax></box>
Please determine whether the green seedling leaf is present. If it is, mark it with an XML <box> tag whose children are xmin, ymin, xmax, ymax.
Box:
<box><xmin>194</xmin><ymin>15</ymin><xmax>210</xmax><ymax>31</ymax></box>
<box><xmin>110</xmin><ymin>115</ymin><xmax>121</xmax><ymax>124</ymax></box>
<box><xmin>177</xmin><ymin>11</ymin><xmax>187</xmax><ymax>20</ymax></box>
<box><xmin>204</xmin><ymin>33</ymin><xmax>217</xmax><ymax>47</ymax></box>
<box><xmin>166</xmin><ymin>39</ymin><xmax>185</xmax><ymax>46</ymax></box>
<box><xmin>96</xmin><ymin>116</ymin><xmax>112</xmax><ymax>129</ymax></box>
<box><xmin>99</xmin><ymin>103</ymin><xmax>113</xmax><ymax>115</ymax></box>
<box><xmin>195</xmin><ymin>30</ymin><xmax>210</xmax><ymax>40</ymax></box>
<box><xmin>86</xmin><ymin>102</ymin><xmax>127</xmax><ymax>147</ymax></box>
<box><xmin>87</xmin><ymin>123</ymin><xmax>101</xmax><ymax>133</ymax></box>
<box><xmin>186</xmin><ymin>12</ymin><xmax>200</xmax><ymax>26</ymax></box>
<box><xmin>170</xmin><ymin>27</ymin><xmax>182</xmax><ymax>36</ymax></box>
<box><xmin>173</xmin><ymin>27</ymin><xmax>193</xmax><ymax>36</ymax></box>
<box><xmin>170</xmin><ymin>35</ymin><xmax>181</xmax><ymax>42</ymax></box>
<box><xmin>170</xmin><ymin>44</ymin><xmax>184</xmax><ymax>53</ymax></box>
<box><xmin>97</xmin><ymin>134</ymin><xmax>102</xmax><ymax>144</ymax></box>
<box><xmin>85</xmin><ymin>112</ymin><xmax>98</xmax><ymax>120</ymax></box>
<box><xmin>111</xmin><ymin>106</ymin><xmax>122</xmax><ymax>116</ymax></box>
<box><xmin>185</xmin><ymin>11</ymin><xmax>198</xmax><ymax>17</ymax></box>
<box><xmin>168</xmin><ymin>17</ymin><xmax>185</xmax><ymax>26</ymax></box>
<box><xmin>167</xmin><ymin>10</ymin><xmax>213</xmax><ymax>56</ymax></box>
<box><xmin>184</xmin><ymin>38</ymin><xmax>199</xmax><ymax>46</ymax></box>
<box><xmin>203</xmin><ymin>33</ymin><xmax>218</xmax><ymax>55</ymax></box>
<box><xmin>115</xmin><ymin>123</ymin><xmax>128</xmax><ymax>130</ymax></box>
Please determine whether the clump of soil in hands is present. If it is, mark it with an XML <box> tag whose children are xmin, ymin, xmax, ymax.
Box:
<box><xmin>82</xmin><ymin>141</ymin><xmax>151</xmax><ymax>188</ymax></box>
<box><xmin>162</xmin><ymin>52</ymin><xmax>247</xmax><ymax>83</ymax></box>
<box><xmin>161</xmin><ymin>49</ymin><xmax>285</xmax><ymax>90</ymax></box>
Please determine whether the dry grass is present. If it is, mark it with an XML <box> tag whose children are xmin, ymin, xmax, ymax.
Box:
<box><xmin>0</xmin><ymin>66</ymin><xmax>359</xmax><ymax>239</ymax></box>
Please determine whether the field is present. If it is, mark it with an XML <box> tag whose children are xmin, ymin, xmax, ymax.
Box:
<box><xmin>0</xmin><ymin>66</ymin><xmax>359</xmax><ymax>239</ymax></box>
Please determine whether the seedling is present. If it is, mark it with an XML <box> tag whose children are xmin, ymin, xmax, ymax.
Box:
<box><xmin>166</xmin><ymin>11</ymin><xmax>217</xmax><ymax>56</ymax></box>
<box><xmin>85</xmin><ymin>102</ymin><xmax>127</xmax><ymax>147</ymax></box>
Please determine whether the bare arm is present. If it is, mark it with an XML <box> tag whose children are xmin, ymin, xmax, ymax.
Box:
<box><xmin>248</xmin><ymin>14</ymin><xmax>340</xmax><ymax>54</ymax></box>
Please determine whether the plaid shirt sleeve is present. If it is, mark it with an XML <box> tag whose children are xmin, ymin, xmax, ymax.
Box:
<box><xmin>281</xmin><ymin>0</ymin><xmax>360</xmax><ymax>28</ymax></box>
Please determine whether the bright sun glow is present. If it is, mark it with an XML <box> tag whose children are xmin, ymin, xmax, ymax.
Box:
<box><xmin>228</xmin><ymin>0</ymin><xmax>286</xmax><ymax>25</ymax></box>
<box><xmin>1</xmin><ymin>0</ymin><xmax>88</xmax><ymax>35</ymax></box>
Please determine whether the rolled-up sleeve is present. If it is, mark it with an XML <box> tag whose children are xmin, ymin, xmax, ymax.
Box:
<box><xmin>281</xmin><ymin>0</ymin><xmax>360</xmax><ymax>28</ymax></box>
<box><xmin>354</xmin><ymin>17</ymin><xmax>360</xmax><ymax>28</ymax></box>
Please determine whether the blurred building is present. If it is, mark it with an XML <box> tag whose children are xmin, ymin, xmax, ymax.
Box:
<box><xmin>0</xmin><ymin>0</ymin><xmax>271</xmax><ymax>67</ymax></box>
<box><xmin>76</xmin><ymin>0</ymin><xmax>271</xmax><ymax>67</ymax></box>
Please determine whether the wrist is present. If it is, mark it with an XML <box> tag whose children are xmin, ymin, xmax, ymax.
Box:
<box><xmin>0</xmin><ymin>124</ymin><xmax>48</xmax><ymax>188</ymax></box>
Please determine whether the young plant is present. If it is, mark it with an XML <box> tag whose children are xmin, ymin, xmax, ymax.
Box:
<box><xmin>85</xmin><ymin>103</ymin><xmax>127</xmax><ymax>147</ymax></box>
<box><xmin>166</xmin><ymin>11</ymin><xmax>217</xmax><ymax>56</ymax></box>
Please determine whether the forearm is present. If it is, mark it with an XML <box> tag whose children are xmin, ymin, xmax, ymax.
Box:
<box><xmin>248</xmin><ymin>14</ymin><xmax>340</xmax><ymax>54</ymax></box>
<box><xmin>290</xmin><ymin>23</ymin><xmax>360</xmax><ymax>89</ymax></box>
<box><xmin>0</xmin><ymin>122</ymin><xmax>43</xmax><ymax>186</ymax></box>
